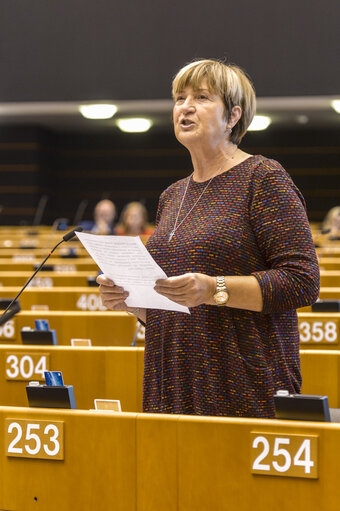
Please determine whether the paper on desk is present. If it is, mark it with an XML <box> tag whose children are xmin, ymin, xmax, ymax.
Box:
<box><xmin>76</xmin><ymin>232</ymin><xmax>190</xmax><ymax>314</ymax></box>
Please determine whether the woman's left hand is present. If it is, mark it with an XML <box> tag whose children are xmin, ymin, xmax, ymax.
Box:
<box><xmin>154</xmin><ymin>273</ymin><xmax>216</xmax><ymax>308</ymax></box>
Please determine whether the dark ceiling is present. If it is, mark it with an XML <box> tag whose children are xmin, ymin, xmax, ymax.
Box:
<box><xmin>0</xmin><ymin>0</ymin><xmax>339</xmax><ymax>102</ymax></box>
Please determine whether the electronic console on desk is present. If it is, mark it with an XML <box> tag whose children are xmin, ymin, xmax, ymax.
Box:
<box><xmin>274</xmin><ymin>390</ymin><xmax>331</xmax><ymax>422</ymax></box>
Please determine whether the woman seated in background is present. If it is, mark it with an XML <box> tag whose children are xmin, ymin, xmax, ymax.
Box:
<box><xmin>115</xmin><ymin>202</ymin><xmax>154</xmax><ymax>236</ymax></box>
<box><xmin>322</xmin><ymin>206</ymin><xmax>340</xmax><ymax>240</ymax></box>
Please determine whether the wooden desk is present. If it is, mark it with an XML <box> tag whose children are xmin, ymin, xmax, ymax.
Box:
<box><xmin>318</xmin><ymin>258</ymin><xmax>340</xmax><ymax>270</ymax></box>
<box><xmin>0</xmin><ymin>234</ymin><xmax>75</xmax><ymax>249</ymax></box>
<box><xmin>0</xmin><ymin>271</ymin><xmax>98</xmax><ymax>288</ymax></box>
<box><xmin>320</xmin><ymin>271</ymin><xmax>340</xmax><ymax>287</ymax></box>
<box><xmin>319</xmin><ymin>288</ymin><xmax>340</xmax><ymax>300</ymax></box>
<box><xmin>300</xmin><ymin>350</ymin><xmax>340</xmax><ymax>407</ymax></box>
<box><xmin>0</xmin><ymin>345</ymin><xmax>144</xmax><ymax>412</ymax></box>
<box><xmin>0</xmin><ymin>247</ymin><xmax>88</xmax><ymax>258</ymax></box>
<box><xmin>317</xmin><ymin>247</ymin><xmax>340</xmax><ymax>257</ymax></box>
<box><xmin>0</xmin><ymin>311</ymin><xmax>137</xmax><ymax>346</ymax></box>
<box><xmin>0</xmin><ymin>286</ymin><xmax>104</xmax><ymax>311</ymax></box>
<box><xmin>0</xmin><ymin>408</ymin><xmax>339</xmax><ymax>510</ymax></box>
<box><xmin>0</xmin><ymin>259</ymin><xmax>97</xmax><ymax>272</ymax></box>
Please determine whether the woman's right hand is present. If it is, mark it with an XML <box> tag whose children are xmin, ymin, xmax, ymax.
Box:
<box><xmin>96</xmin><ymin>274</ymin><xmax>129</xmax><ymax>310</ymax></box>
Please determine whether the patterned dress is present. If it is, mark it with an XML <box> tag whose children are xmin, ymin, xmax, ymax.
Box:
<box><xmin>144</xmin><ymin>155</ymin><xmax>320</xmax><ymax>418</ymax></box>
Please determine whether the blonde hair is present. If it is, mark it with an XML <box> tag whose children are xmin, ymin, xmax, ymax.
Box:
<box><xmin>172</xmin><ymin>58</ymin><xmax>256</xmax><ymax>145</ymax></box>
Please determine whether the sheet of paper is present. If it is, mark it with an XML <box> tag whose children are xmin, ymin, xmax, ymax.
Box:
<box><xmin>76</xmin><ymin>232</ymin><xmax>190</xmax><ymax>314</ymax></box>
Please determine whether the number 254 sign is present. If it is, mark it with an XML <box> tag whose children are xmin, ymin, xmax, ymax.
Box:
<box><xmin>251</xmin><ymin>432</ymin><xmax>318</xmax><ymax>478</ymax></box>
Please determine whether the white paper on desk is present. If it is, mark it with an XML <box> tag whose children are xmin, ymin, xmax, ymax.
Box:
<box><xmin>76</xmin><ymin>232</ymin><xmax>190</xmax><ymax>314</ymax></box>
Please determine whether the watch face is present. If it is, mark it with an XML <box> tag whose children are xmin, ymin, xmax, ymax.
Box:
<box><xmin>214</xmin><ymin>291</ymin><xmax>229</xmax><ymax>305</ymax></box>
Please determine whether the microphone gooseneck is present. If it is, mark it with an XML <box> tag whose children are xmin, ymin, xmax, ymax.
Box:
<box><xmin>0</xmin><ymin>226</ymin><xmax>83</xmax><ymax>327</ymax></box>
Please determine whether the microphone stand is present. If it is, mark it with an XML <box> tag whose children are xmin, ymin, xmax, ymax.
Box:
<box><xmin>0</xmin><ymin>226</ymin><xmax>83</xmax><ymax>327</ymax></box>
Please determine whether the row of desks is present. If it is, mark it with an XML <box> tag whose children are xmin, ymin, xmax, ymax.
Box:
<box><xmin>0</xmin><ymin>258</ymin><xmax>97</xmax><ymax>271</ymax></box>
<box><xmin>2</xmin><ymin>270</ymin><xmax>340</xmax><ymax>287</ymax></box>
<box><xmin>0</xmin><ymin>311</ymin><xmax>338</xmax><ymax>349</ymax></box>
<box><xmin>0</xmin><ymin>345</ymin><xmax>339</xmax><ymax>411</ymax></box>
<box><xmin>0</xmin><ymin>311</ymin><xmax>138</xmax><ymax>346</ymax></box>
<box><xmin>0</xmin><ymin>406</ymin><xmax>339</xmax><ymax>511</ymax></box>
<box><xmin>1</xmin><ymin>285</ymin><xmax>340</xmax><ymax>311</ymax></box>
<box><xmin>0</xmin><ymin>310</ymin><xmax>339</xmax><ymax>350</ymax></box>
<box><xmin>0</xmin><ymin>256</ymin><xmax>340</xmax><ymax>271</ymax></box>
<box><xmin>0</xmin><ymin>271</ymin><xmax>98</xmax><ymax>287</ymax></box>
<box><xmin>0</xmin><ymin>345</ymin><xmax>144</xmax><ymax>412</ymax></box>
<box><xmin>0</xmin><ymin>247</ymin><xmax>89</xmax><ymax>258</ymax></box>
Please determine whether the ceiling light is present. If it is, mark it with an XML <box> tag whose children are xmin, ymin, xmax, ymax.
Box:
<box><xmin>296</xmin><ymin>115</ymin><xmax>309</xmax><ymax>124</ymax></box>
<box><xmin>331</xmin><ymin>100</ymin><xmax>340</xmax><ymax>114</ymax></box>
<box><xmin>79</xmin><ymin>104</ymin><xmax>117</xmax><ymax>119</ymax></box>
<box><xmin>248</xmin><ymin>115</ymin><xmax>272</xmax><ymax>131</ymax></box>
<box><xmin>116</xmin><ymin>118</ymin><xmax>153</xmax><ymax>133</ymax></box>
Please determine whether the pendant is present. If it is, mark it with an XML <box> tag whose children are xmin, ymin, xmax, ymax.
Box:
<box><xmin>168</xmin><ymin>230</ymin><xmax>175</xmax><ymax>242</ymax></box>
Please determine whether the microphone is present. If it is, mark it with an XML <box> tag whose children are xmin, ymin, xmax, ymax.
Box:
<box><xmin>73</xmin><ymin>199</ymin><xmax>88</xmax><ymax>227</ymax></box>
<box><xmin>0</xmin><ymin>226</ymin><xmax>83</xmax><ymax>327</ymax></box>
<box><xmin>32</xmin><ymin>195</ymin><xmax>49</xmax><ymax>226</ymax></box>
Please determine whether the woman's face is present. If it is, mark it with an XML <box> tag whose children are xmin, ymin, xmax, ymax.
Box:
<box><xmin>125</xmin><ymin>206</ymin><xmax>144</xmax><ymax>229</ymax></box>
<box><xmin>173</xmin><ymin>79</ymin><xmax>228</xmax><ymax>150</ymax></box>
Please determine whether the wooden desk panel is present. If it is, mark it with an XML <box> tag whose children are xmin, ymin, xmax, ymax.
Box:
<box><xmin>0</xmin><ymin>310</ymin><xmax>137</xmax><ymax>346</ymax></box>
<box><xmin>319</xmin><ymin>288</ymin><xmax>340</xmax><ymax>300</ymax></box>
<box><xmin>300</xmin><ymin>350</ymin><xmax>340</xmax><ymax>407</ymax></box>
<box><xmin>0</xmin><ymin>271</ymin><xmax>98</xmax><ymax>288</ymax></box>
<box><xmin>0</xmin><ymin>259</ymin><xmax>97</xmax><ymax>271</ymax></box>
<box><xmin>317</xmin><ymin>247</ymin><xmax>340</xmax><ymax>257</ymax></box>
<box><xmin>2</xmin><ymin>408</ymin><xmax>340</xmax><ymax>511</ymax></box>
<box><xmin>0</xmin><ymin>247</ymin><xmax>88</xmax><ymax>258</ymax></box>
<box><xmin>0</xmin><ymin>286</ymin><xmax>104</xmax><ymax>311</ymax></box>
<box><xmin>2</xmin><ymin>347</ymin><xmax>336</xmax><ymax>414</ymax></box>
<box><xmin>0</xmin><ymin>407</ymin><xmax>137</xmax><ymax>511</ymax></box>
<box><xmin>0</xmin><ymin>346</ymin><xmax>144</xmax><ymax>412</ymax></box>
<box><xmin>320</xmin><ymin>271</ymin><xmax>340</xmax><ymax>287</ymax></box>
<box><xmin>175</xmin><ymin>416</ymin><xmax>340</xmax><ymax>511</ymax></box>
<box><xmin>318</xmin><ymin>258</ymin><xmax>340</xmax><ymax>270</ymax></box>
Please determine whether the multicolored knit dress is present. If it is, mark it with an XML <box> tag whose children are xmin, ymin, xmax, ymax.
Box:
<box><xmin>144</xmin><ymin>155</ymin><xmax>320</xmax><ymax>418</ymax></box>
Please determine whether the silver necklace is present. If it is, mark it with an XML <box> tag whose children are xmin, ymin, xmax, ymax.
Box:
<box><xmin>168</xmin><ymin>174</ymin><xmax>213</xmax><ymax>242</ymax></box>
<box><xmin>168</xmin><ymin>149</ymin><xmax>239</xmax><ymax>242</ymax></box>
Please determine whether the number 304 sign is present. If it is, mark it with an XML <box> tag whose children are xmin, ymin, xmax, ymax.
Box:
<box><xmin>251</xmin><ymin>432</ymin><xmax>318</xmax><ymax>479</ymax></box>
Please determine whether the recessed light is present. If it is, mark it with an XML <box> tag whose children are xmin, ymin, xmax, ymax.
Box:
<box><xmin>331</xmin><ymin>100</ymin><xmax>340</xmax><ymax>114</ymax></box>
<box><xmin>116</xmin><ymin>118</ymin><xmax>153</xmax><ymax>133</ymax></box>
<box><xmin>79</xmin><ymin>104</ymin><xmax>117</xmax><ymax>119</ymax></box>
<box><xmin>248</xmin><ymin>115</ymin><xmax>272</xmax><ymax>131</ymax></box>
<box><xmin>296</xmin><ymin>115</ymin><xmax>309</xmax><ymax>124</ymax></box>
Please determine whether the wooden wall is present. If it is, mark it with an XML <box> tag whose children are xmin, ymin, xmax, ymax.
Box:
<box><xmin>0</xmin><ymin>125</ymin><xmax>339</xmax><ymax>225</ymax></box>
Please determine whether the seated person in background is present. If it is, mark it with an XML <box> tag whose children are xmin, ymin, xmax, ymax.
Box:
<box><xmin>115</xmin><ymin>202</ymin><xmax>154</xmax><ymax>236</ymax></box>
<box><xmin>89</xmin><ymin>199</ymin><xmax>116</xmax><ymax>234</ymax></box>
<box><xmin>322</xmin><ymin>206</ymin><xmax>340</xmax><ymax>240</ymax></box>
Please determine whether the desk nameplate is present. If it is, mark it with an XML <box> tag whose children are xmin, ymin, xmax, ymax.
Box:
<box><xmin>251</xmin><ymin>432</ymin><xmax>318</xmax><ymax>479</ymax></box>
<box><xmin>5</xmin><ymin>418</ymin><xmax>64</xmax><ymax>460</ymax></box>
<box><xmin>0</xmin><ymin>320</ymin><xmax>16</xmax><ymax>341</ymax></box>
<box><xmin>5</xmin><ymin>352</ymin><xmax>50</xmax><ymax>381</ymax></box>
<box><xmin>299</xmin><ymin>319</ymin><xmax>339</xmax><ymax>344</ymax></box>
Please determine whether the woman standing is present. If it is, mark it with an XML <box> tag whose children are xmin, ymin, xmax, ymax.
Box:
<box><xmin>98</xmin><ymin>59</ymin><xmax>319</xmax><ymax>418</ymax></box>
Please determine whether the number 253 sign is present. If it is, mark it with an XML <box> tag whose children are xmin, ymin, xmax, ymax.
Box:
<box><xmin>5</xmin><ymin>419</ymin><xmax>64</xmax><ymax>460</ymax></box>
<box><xmin>251</xmin><ymin>432</ymin><xmax>318</xmax><ymax>478</ymax></box>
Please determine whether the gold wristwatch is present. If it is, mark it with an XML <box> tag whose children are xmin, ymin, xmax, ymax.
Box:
<box><xmin>213</xmin><ymin>276</ymin><xmax>229</xmax><ymax>306</ymax></box>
